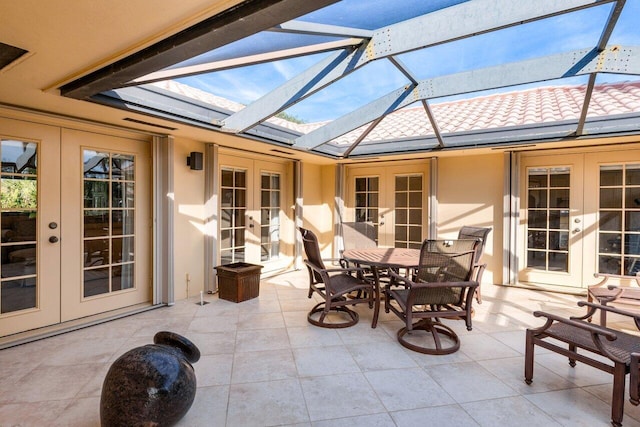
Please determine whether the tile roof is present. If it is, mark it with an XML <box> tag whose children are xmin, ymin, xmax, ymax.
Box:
<box><xmin>153</xmin><ymin>80</ymin><xmax>640</xmax><ymax>148</ymax></box>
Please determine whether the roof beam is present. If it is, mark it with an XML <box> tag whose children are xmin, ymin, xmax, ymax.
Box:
<box><xmin>294</xmin><ymin>45</ymin><xmax>640</xmax><ymax>149</ymax></box>
<box><xmin>422</xmin><ymin>100</ymin><xmax>446</xmax><ymax>149</ymax></box>
<box><xmin>222</xmin><ymin>0</ymin><xmax>614</xmax><ymax>132</ymax></box>
<box><xmin>299</xmin><ymin>85</ymin><xmax>417</xmax><ymax>150</ymax></box>
<box><xmin>223</xmin><ymin>46</ymin><xmax>365</xmax><ymax>132</ymax></box>
<box><xmin>60</xmin><ymin>0</ymin><xmax>340</xmax><ymax>99</ymax></box>
<box><xmin>130</xmin><ymin>38</ymin><xmax>363</xmax><ymax>85</ymax></box>
<box><xmin>596</xmin><ymin>0</ymin><xmax>626</xmax><ymax>50</ymax></box>
<box><xmin>575</xmin><ymin>0</ymin><xmax>625</xmax><ymax>136</ymax></box>
<box><xmin>575</xmin><ymin>74</ymin><xmax>598</xmax><ymax>136</ymax></box>
<box><xmin>270</xmin><ymin>20</ymin><xmax>373</xmax><ymax>38</ymax></box>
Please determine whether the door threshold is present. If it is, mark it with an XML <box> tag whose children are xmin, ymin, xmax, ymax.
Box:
<box><xmin>506</xmin><ymin>281</ymin><xmax>588</xmax><ymax>297</ymax></box>
<box><xmin>0</xmin><ymin>303</ymin><xmax>164</xmax><ymax>350</ymax></box>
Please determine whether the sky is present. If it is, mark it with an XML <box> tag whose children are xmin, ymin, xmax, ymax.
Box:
<box><xmin>176</xmin><ymin>0</ymin><xmax>640</xmax><ymax>124</ymax></box>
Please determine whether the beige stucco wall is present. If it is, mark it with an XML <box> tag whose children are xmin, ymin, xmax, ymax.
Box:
<box><xmin>437</xmin><ymin>153</ymin><xmax>504</xmax><ymax>284</ymax></box>
<box><xmin>172</xmin><ymin>137</ymin><xmax>206</xmax><ymax>300</ymax></box>
<box><xmin>301</xmin><ymin>163</ymin><xmax>336</xmax><ymax>258</ymax></box>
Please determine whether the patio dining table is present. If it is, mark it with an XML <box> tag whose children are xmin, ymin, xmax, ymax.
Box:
<box><xmin>342</xmin><ymin>247</ymin><xmax>420</xmax><ymax>328</ymax></box>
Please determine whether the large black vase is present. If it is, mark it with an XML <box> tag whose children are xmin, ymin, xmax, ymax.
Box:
<box><xmin>100</xmin><ymin>331</ymin><xmax>201</xmax><ymax>426</ymax></box>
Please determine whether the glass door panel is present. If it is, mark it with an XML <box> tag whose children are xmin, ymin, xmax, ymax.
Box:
<box><xmin>218</xmin><ymin>153</ymin><xmax>293</xmax><ymax>274</ymax></box>
<box><xmin>526</xmin><ymin>167</ymin><xmax>570</xmax><ymax>272</ymax></box>
<box><xmin>260</xmin><ymin>172</ymin><xmax>280</xmax><ymax>262</ymax></box>
<box><xmin>346</xmin><ymin>162</ymin><xmax>428</xmax><ymax>248</ymax></box>
<box><xmin>0</xmin><ymin>117</ymin><xmax>61</xmax><ymax>337</ymax></box>
<box><xmin>60</xmin><ymin>128</ymin><xmax>151</xmax><ymax>322</ymax></box>
<box><xmin>519</xmin><ymin>154</ymin><xmax>583</xmax><ymax>288</ymax></box>
<box><xmin>220</xmin><ymin>168</ymin><xmax>247</xmax><ymax>264</ymax></box>
<box><xmin>395</xmin><ymin>174</ymin><xmax>423</xmax><ymax>249</ymax></box>
<box><xmin>1</xmin><ymin>140</ymin><xmax>38</xmax><ymax>314</ymax></box>
<box><xmin>82</xmin><ymin>150</ymin><xmax>136</xmax><ymax>298</ymax></box>
<box><xmin>598</xmin><ymin>164</ymin><xmax>640</xmax><ymax>275</ymax></box>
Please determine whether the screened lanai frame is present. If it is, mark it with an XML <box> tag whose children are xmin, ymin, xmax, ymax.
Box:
<box><xmin>61</xmin><ymin>0</ymin><xmax>640</xmax><ymax>159</ymax></box>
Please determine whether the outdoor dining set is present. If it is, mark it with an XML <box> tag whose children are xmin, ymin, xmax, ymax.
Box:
<box><xmin>299</xmin><ymin>224</ymin><xmax>640</xmax><ymax>427</ymax></box>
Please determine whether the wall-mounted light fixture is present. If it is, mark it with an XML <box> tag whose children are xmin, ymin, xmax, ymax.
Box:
<box><xmin>187</xmin><ymin>151</ymin><xmax>203</xmax><ymax>170</ymax></box>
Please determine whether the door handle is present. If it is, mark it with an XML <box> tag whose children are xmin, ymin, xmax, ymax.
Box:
<box><xmin>49</xmin><ymin>236</ymin><xmax>59</xmax><ymax>243</ymax></box>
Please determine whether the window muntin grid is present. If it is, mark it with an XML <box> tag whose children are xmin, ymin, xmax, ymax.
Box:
<box><xmin>354</xmin><ymin>176</ymin><xmax>379</xmax><ymax>242</ymax></box>
<box><xmin>0</xmin><ymin>139</ymin><xmax>38</xmax><ymax>314</ymax></box>
<box><xmin>395</xmin><ymin>174</ymin><xmax>422</xmax><ymax>249</ymax></box>
<box><xmin>260</xmin><ymin>172</ymin><xmax>281</xmax><ymax>262</ymax></box>
<box><xmin>220</xmin><ymin>168</ymin><xmax>247</xmax><ymax>264</ymax></box>
<box><xmin>526</xmin><ymin>167</ymin><xmax>570</xmax><ymax>272</ymax></box>
<box><xmin>82</xmin><ymin>150</ymin><xmax>135</xmax><ymax>298</ymax></box>
<box><xmin>598</xmin><ymin>164</ymin><xmax>640</xmax><ymax>276</ymax></box>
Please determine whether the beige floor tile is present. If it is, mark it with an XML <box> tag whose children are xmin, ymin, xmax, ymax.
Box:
<box><xmin>235</xmin><ymin>327</ymin><xmax>291</xmax><ymax>352</ymax></box>
<box><xmin>311</xmin><ymin>413</ymin><xmax>395</xmax><ymax>426</ymax></box>
<box><xmin>287</xmin><ymin>325</ymin><xmax>344</xmax><ymax>348</ymax></box>
<box><xmin>300</xmin><ymin>373</ymin><xmax>383</xmax><ymax>421</ymax></box>
<box><xmin>347</xmin><ymin>341</ymin><xmax>418</xmax><ymax>371</ymax></box>
<box><xmin>227</xmin><ymin>379</ymin><xmax>309</xmax><ymax>426</ymax></box>
<box><xmin>365</xmin><ymin>367</ymin><xmax>455</xmax><ymax>411</ymax></box>
<box><xmin>231</xmin><ymin>349</ymin><xmax>297</xmax><ymax>383</ymax></box>
<box><xmin>0</xmin><ymin>271</ymin><xmax>636</xmax><ymax>426</ymax></box>
<box><xmin>390</xmin><ymin>405</ymin><xmax>479</xmax><ymax>427</ymax></box>
<box><xmin>194</xmin><ymin>353</ymin><xmax>233</xmax><ymax>386</ymax></box>
<box><xmin>237</xmin><ymin>311</ymin><xmax>285</xmax><ymax>329</ymax></box>
<box><xmin>426</xmin><ymin>361</ymin><xmax>518</xmax><ymax>403</ymax></box>
<box><xmin>524</xmin><ymin>388</ymin><xmax>627</xmax><ymax>426</ymax></box>
<box><xmin>175</xmin><ymin>385</ymin><xmax>229</xmax><ymax>427</ymax></box>
<box><xmin>479</xmin><ymin>356</ymin><xmax>578</xmax><ymax>395</ymax></box>
<box><xmin>293</xmin><ymin>345</ymin><xmax>360</xmax><ymax>377</ymax></box>
<box><xmin>461</xmin><ymin>396</ymin><xmax>560</xmax><ymax>426</ymax></box>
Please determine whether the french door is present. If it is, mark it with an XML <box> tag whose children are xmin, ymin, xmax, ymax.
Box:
<box><xmin>0</xmin><ymin>117</ymin><xmax>151</xmax><ymax>337</ymax></box>
<box><xmin>519</xmin><ymin>148</ymin><xmax>640</xmax><ymax>289</ymax></box>
<box><xmin>345</xmin><ymin>162</ymin><xmax>428</xmax><ymax>248</ymax></box>
<box><xmin>60</xmin><ymin>129</ymin><xmax>151</xmax><ymax>321</ymax></box>
<box><xmin>519</xmin><ymin>154</ymin><xmax>584</xmax><ymax>288</ymax></box>
<box><xmin>218</xmin><ymin>152</ymin><xmax>293</xmax><ymax>274</ymax></box>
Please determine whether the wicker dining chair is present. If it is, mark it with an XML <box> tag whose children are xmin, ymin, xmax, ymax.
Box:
<box><xmin>299</xmin><ymin>227</ymin><xmax>377</xmax><ymax>328</ymax></box>
<box><xmin>385</xmin><ymin>239</ymin><xmax>480</xmax><ymax>354</ymax></box>
<box><xmin>457</xmin><ymin>226</ymin><xmax>491</xmax><ymax>303</ymax></box>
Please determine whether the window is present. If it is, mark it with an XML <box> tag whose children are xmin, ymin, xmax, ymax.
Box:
<box><xmin>260</xmin><ymin>172</ymin><xmax>281</xmax><ymax>261</ymax></box>
<box><xmin>598</xmin><ymin>164</ymin><xmax>640</xmax><ymax>276</ymax></box>
<box><xmin>0</xmin><ymin>139</ymin><xmax>37</xmax><ymax>313</ymax></box>
<box><xmin>395</xmin><ymin>175</ymin><xmax>422</xmax><ymax>249</ymax></box>
<box><xmin>526</xmin><ymin>167</ymin><xmax>570</xmax><ymax>272</ymax></box>
<box><xmin>83</xmin><ymin>150</ymin><xmax>135</xmax><ymax>297</ymax></box>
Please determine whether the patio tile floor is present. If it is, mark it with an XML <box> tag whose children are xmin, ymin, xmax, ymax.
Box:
<box><xmin>2</xmin><ymin>269</ymin><xmax>640</xmax><ymax>426</ymax></box>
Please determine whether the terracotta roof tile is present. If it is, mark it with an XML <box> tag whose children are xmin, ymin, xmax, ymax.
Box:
<box><xmin>152</xmin><ymin>80</ymin><xmax>640</xmax><ymax>147</ymax></box>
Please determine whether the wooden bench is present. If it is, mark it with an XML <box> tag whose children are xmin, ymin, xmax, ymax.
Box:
<box><xmin>525</xmin><ymin>301</ymin><xmax>640</xmax><ymax>427</ymax></box>
<box><xmin>588</xmin><ymin>273</ymin><xmax>640</xmax><ymax>326</ymax></box>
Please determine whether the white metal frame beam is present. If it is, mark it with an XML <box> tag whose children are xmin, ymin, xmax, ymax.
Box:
<box><xmin>294</xmin><ymin>44</ymin><xmax>640</xmax><ymax>150</ymax></box>
<box><xmin>222</xmin><ymin>0</ymin><xmax>615</xmax><ymax>133</ymax></box>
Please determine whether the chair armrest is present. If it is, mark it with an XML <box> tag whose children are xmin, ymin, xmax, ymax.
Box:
<box><xmin>591</xmin><ymin>272</ymin><xmax>640</xmax><ymax>289</ymax></box>
<box><xmin>532</xmin><ymin>310</ymin><xmax>618</xmax><ymax>341</ymax></box>
<box><xmin>303</xmin><ymin>259</ymin><xmax>370</xmax><ymax>277</ymax></box>
<box><xmin>575</xmin><ymin>300</ymin><xmax>640</xmax><ymax>330</ymax></box>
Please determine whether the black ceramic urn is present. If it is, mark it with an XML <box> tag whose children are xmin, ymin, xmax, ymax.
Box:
<box><xmin>100</xmin><ymin>331</ymin><xmax>201</xmax><ymax>426</ymax></box>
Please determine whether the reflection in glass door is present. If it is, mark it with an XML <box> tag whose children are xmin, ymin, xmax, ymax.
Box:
<box><xmin>220</xmin><ymin>168</ymin><xmax>247</xmax><ymax>264</ymax></box>
<box><xmin>598</xmin><ymin>164</ymin><xmax>640</xmax><ymax>275</ymax></box>
<box><xmin>0</xmin><ymin>139</ymin><xmax>38</xmax><ymax>314</ymax></box>
<box><xmin>260</xmin><ymin>172</ymin><xmax>280</xmax><ymax>262</ymax></box>
<box><xmin>526</xmin><ymin>167</ymin><xmax>571</xmax><ymax>272</ymax></box>
<box><xmin>354</xmin><ymin>176</ymin><xmax>379</xmax><ymax>242</ymax></box>
<box><xmin>82</xmin><ymin>150</ymin><xmax>135</xmax><ymax>298</ymax></box>
<box><xmin>395</xmin><ymin>175</ymin><xmax>423</xmax><ymax>249</ymax></box>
